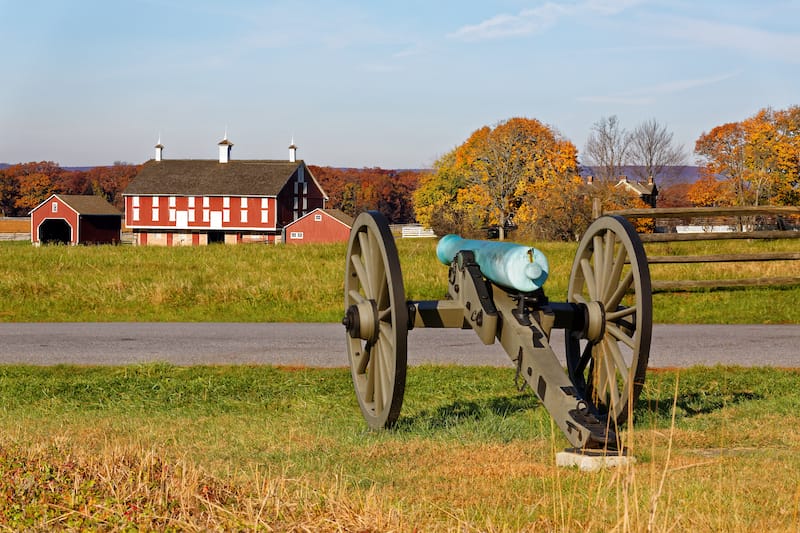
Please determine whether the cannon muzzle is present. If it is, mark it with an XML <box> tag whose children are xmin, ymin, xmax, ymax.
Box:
<box><xmin>436</xmin><ymin>234</ymin><xmax>549</xmax><ymax>292</ymax></box>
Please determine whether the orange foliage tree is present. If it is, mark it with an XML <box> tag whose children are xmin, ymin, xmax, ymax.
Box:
<box><xmin>0</xmin><ymin>161</ymin><xmax>140</xmax><ymax>215</ymax></box>
<box><xmin>695</xmin><ymin>106</ymin><xmax>800</xmax><ymax>206</ymax></box>
<box><xmin>415</xmin><ymin>117</ymin><xmax>581</xmax><ymax>240</ymax></box>
<box><xmin>308</xmin><ymin>166</ymin><xmax>420</xmax><ymax>224</ymax></box>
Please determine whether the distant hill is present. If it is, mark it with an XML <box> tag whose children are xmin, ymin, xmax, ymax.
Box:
<box><xmin>0</xmin><ymin>163</ymin><xmax>99</xmax><ymax>172</ymax></box>
<box><xmin>579</xmin><ymin>165</ymin><xmax>701</xmax><ymax>184</ymax></box>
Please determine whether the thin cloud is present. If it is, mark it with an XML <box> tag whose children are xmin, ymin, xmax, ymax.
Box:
<box><xmin>578</xmin><ymin>72</ymin><xmax>740</xmax><ymax>105</ymax></box>
<box><xmin>448</xmin><ymin>0</ymin><xmax>642</xmax><ymax>41</ymax></box>
<box><xmin>656</xmin><ymin>16</ymin><xmax>800</xmax><ymax>64</ymax></box>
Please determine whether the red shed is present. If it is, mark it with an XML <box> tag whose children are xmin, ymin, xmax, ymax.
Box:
<box><xmin>283</xmin><ymin>208</ymin><xmax>353</xmax><ymax>244</ymax></box>
<box><xmin>30</xmin><ymin>194</ymin><xmax>122</xmax><ymax>245</ymax></box>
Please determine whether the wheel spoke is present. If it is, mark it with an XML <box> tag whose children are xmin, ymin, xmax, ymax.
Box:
<box><xmin>571</xmin><ymin>292</ymin><xmax>588</xmax><ymax>305</ymax></box>
<box><xmin>357</xmin><ymin>231</ymin><xmax>373</xmax><ymax>298</ymax></box>
<box><xmin>580</xmin><ymin>258</ymin><xmax>597</xmax><ymax>300</ymax></box>
<box><xmin>576</xmin><ymin>341</ymin><xmax>593</xmax><ymax>374</ymax></box>
<box><xmin>350</xmin><ymin>254</ymin><xmax>369</xmax><ymax>295</ymax></box>
<box><xmin>606</xmin><ymin>269</ymin><xmax>634</xmax><ymax>311</ymax></box>
<box><xmin>376</xmin><ymin>269</ymin><xmax>389</xmax><ymax>310</ymax></box>
<box><xmin>606</xmin><ymin>305</ymin><xmax>636</xmax><ymax>321</ymax></box>
<box><xmin>607</xmin><ymin>323</ymin><xmax>636</xmax><ymax>349</ymax></box>
<box><xmin>603</xmin><ymin>244</ymin><xmax>627</xmax><ymax>303</ymax></box>
<box><xmin>594</xmin><ymin>343</ymin><xmax>608</xmax><ymax>404</ymax></box>
<box><xmin>372</xmin><ymin>340</ymin><xmax>383</xmax><ymax>414</ymax></box>
<box><xmin>357</xmin><ymin>342</ymin><xmax>370</xmax><ymax>374</ymax></box>
<box><xmin>600</xmin><ymin>230</ymin><xmax>615</xmax><ymax>298</ymax></box>
<box><xmin>593</xmin><ymin>234</ymin><xmax>605</xmax><ymax>291</ymax></box>
<box><xmin>365</xmin><ymin>343</ymin><xmax>375</xmax><ymax>403</ymax></box>
<box><xmin>602</xmin><ymin>346</ymin><xmax>620</xmax><ymax>413</ymax></box>
<box><xmin>378</xmin><ymin>307</ymin><xmax>392</xmax><ymax>322</ymax></box>
<box><xmin>377</xmin><ymin>332</ymin><xmax>393</xmax><ymax>411</ymax></box>
<box><xmin>604</xmin><ymin>335</ymin><xmax>630</xmax><ymax>377</ymax></box>
<box><xmin>348</xmin><ymin>289</ymin><xmax>366</xmax><ymax>305</ymax></box>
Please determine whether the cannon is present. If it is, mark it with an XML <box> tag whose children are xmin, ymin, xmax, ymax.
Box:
<box><xmin>342</xmin><ymin>211</ymin><xmax>652</xmax><ymax>452</ymax></box>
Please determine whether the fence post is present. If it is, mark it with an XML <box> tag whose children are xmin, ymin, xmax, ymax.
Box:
<box><xmin>592</xmin><ymin>197</ymin><xmax>602</xmax><ymax>219</ymax></box>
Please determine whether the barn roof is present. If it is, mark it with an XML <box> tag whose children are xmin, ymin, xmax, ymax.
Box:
<box><xmin>31</xmin><ymin>194</ymin><xmax>122</xmax><ymax>216</ymax></box>
<box><xmin>123</xmin><ymin>159</ymin><xmax>309</xmax><ymax>196</ymax></box>
<box><xmin>286</xmin><ymin>208</ymin><xmax>355</xmax><ymax>228</ymax></box>
<box><xmin>322</xmin><ymin>209</ymin><xmax>354</xmax><ymax>227</ymax></box>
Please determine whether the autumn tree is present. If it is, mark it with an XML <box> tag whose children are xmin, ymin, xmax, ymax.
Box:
<box><xmin>309</xmin><ymin>166</ymin><xmax>420</xmax><ymax>223</ymax></box>
<box><xmin>583</xmin><ymin>115</ymin><xmax>630</xmax><ymax>182</ymax></box>
<box><xmin>413</xmin><ymin>151</ymin><xmax>474</xmax><ymax>236</ymax></box>
<box><xmin>687</xmin><ymin>172</ymin><xmax>735</xmax><ymax>207</ymax></box>
<box><xmin>83</xmin><ymin>162</ymin><xmax>140</xmax><ymax>208</ymax></box>
<box><xmin>695</xmin><ymin>106</ymin><xmax>800</xmax><ymax>207</ymax></box>
<box><xmin>415</xmin><ymin>117</ymin><xmax>579</xmax><ymax>240</ymax></box>
<box><xmin>15</xmin><ymin>172</ymin><xmax>55</xmax><ymax>212</ymax></box>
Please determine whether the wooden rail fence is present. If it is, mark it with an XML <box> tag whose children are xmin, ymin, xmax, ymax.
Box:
<box><xmin>603</xmin><ymin>206</ymin><xmax>800</xmax><ymax>292</ymax></box>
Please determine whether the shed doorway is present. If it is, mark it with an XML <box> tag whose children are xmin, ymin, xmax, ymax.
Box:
<box><xmin>38</xmin><ymin>219</ymin><xmax>72</xmax><ymax>244</ymax></box>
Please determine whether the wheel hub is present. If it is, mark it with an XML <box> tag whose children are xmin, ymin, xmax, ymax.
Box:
<box><xmin>342</xmin><ymin>300</ymin><xmax>379</xmax><ymax>343</ymax></box>
<box><xmin>584</xmin><ymin>300</ymin><xmax>606</xmax><ymax>342</ymax></box>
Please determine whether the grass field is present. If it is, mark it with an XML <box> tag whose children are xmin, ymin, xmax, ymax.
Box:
<box><xmin>0</xmin><ymin>238</ymin><xmax>798</xmax><ymax>323</ymax></box>
<box><xmin>0</xmin><ymin>364</ymin><xmax>798</xmax><ymax>531</ymax></box>
<box><xmin>1</xmin><ymin>238</ymin><xmax>798</xmax><ymax>530</ymax></box>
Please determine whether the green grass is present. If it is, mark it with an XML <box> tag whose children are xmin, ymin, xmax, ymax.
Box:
<box><xmin>1</xmin><ymin>238</ymin><xmax>798</xmax><ymax>323</ymax></box>
<box><xmin>0</xmin><ymin>364</ymin><xmax>798</xmax><ymax>530</ymax></box>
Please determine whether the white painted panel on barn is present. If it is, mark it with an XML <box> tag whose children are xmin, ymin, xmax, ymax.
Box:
<box><xmin>176</xmin><ymin>211</ymin><xmax>189</xmax><ymax>229</ymax></box>
<box><xmin>210</xmin><ymin>211</ymin><xmax>223</xmax><ymax>229</ymax></box>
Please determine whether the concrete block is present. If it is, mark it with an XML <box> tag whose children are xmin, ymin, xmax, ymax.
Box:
<box><xmin>556</xmin><ymin>449</ymin><xmax>636</xmax><ymax>472</ymax></box>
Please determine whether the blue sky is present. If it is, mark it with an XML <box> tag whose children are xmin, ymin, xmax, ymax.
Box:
<box><xmin>1</xmin><ymin>0</ymin><xmax>797</xmax><ymax>169</ymax></box>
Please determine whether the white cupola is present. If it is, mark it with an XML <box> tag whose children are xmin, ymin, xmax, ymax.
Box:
<box><xmin>155</xmin><ymin>135</ymin><xmax>164</xmax><ymax>162</ymax></box>
<box><xmin>218</xmin><ymin>132</ymin><xmax>233</xmax><ymax>163</ymax></box>
<box><xmin>289</xmin><ymin>138</ymin><xmax>297</xmax><ymax>163</ymax></box>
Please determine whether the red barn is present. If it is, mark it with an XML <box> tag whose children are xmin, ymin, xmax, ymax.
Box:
<box><xmin>30</xmin><ymin>194</ymin><xmax>122</xmax><ymax>245</ymax></box>
<box><xmin>284</xmin><ymin>208</ymin><xmax>354</xmax><ymax>244</ymax></box>
<box><xmin>122</xmin><ymin>137</ymin><xmax>328</xmax><ymax>245</ymax></box>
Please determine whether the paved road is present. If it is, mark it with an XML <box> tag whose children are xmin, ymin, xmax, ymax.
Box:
<box><xmin>0</xmin><ymin>323</ymin><xmax>797</xmax><ymax>368</ymax></box>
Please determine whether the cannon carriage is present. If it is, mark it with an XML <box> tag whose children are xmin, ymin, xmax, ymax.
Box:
<box><xmin>342</xmin><ymin>211</ymin><xmax>652</xmax><ymax>452</ymax></box>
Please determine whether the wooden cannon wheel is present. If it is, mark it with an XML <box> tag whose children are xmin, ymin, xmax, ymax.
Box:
<box><xmin>342</xmin><ymin>211</ymin><xmax>408</xmax><ymax>429</ymax></box>
<box><xmin>565</xmin><ymin>215</ymin><xmax>653</xmax><ymax>426</ymax></box>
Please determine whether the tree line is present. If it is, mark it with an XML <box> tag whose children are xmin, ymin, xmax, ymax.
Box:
<box><xmin>3</xmin><ymin>105</ymin><xmax>796</xmax><ymax>239</ymax></box>
<box><xmin>0</xmin><ymin>162</ymin><xmax>141</xmax><ymax>217</ymax></box>
<box><xmin>415</xmin><ymin>106</ymin><xmax>798</xmax><ymax>241</ymax></box>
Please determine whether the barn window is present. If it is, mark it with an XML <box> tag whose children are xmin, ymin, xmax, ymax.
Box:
<box><xmin>188</xmin><ymin>197</ymin><xmax>195</xmax><ymax>208</ymax></box>
<box><xmin>132</xmin><ymin>208</ymin><xmax>140</xmax><ymax>221</ymax></box>
<box><xmin>290</xmin><ymin>232</ymin><xmax>304</xmax><ymax>239</ymax></box>
<box><xmin>261</xmin><ymin>198</ymin><xmax>269</xmax><ymax>209</ymax></box>
<box><xmin>241</xmin><ymin>210</ymin><xmax>248</xmax><ymax>223</ymax></box>
<box><xmin>152</xmin><ymin>196</ymin><xmax>160</xmax><ymax>207</ymax></box>
<box><xmin>51</xmin><ymin>202</ymin><xmax>58</xmax><ymax>213</ymax></box>
<box><xmin>314</xmin><ymin>214</ymin><xmax>322</xmax><ymax>222</ymax></box>
<box><xmin>169</xmin><ymin>196</ymin><xmax>176</xmax><ymax>207</ymax></box>
<box><xmin>169</xmin><ymin>209</ymin><xmax>176</xmax><ymax>222</ymax></box>
<box><xmin>223</xmin><ymin>197</ymin><xmax>230</xmax><ymax>208</ymax></box>
<box><xmin>240</xmin><ymin>197</ymin><xmax>247</xmax><ymax>209</ymax></box>
<box><xmin>152</xmin><ymin>207</ymin><xmax>159</xmax><ymax>220</ymax></box>
<box><xmin>261</xmin><ymin>210</ymin><xmax>269</xmax><ymax>223</ymax></box>
<box><xmin>203</xmin><ymin>197</ymin><xmax>210</xmax><ymax>208</ymax></box>
<box><xmin>132</xmin><ymin>196</ymin><xmax>140</xmax><ymax>207</ymax></box>
<box><xmin>223</xmin><ymin>210</ymin><xmax>230</xmax><ymax>223</ymax></box>
<box><xmin>203</xmin><ymin>209</ymin><xmax>210</xmax><ymax>222</ymax></box>
<box><xmin>188</xmin><ymin>209</ymin><xmax>195</xmax><ymax>222</ymax></box>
